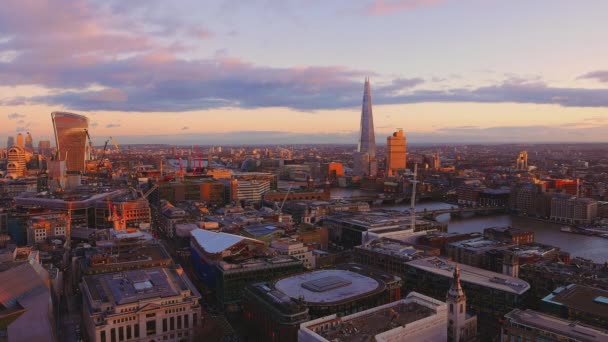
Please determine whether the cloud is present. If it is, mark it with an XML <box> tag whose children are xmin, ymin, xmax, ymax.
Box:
<box><xmin>578</xmin><ymin>70</ymin><xmax>608</xmax><ymax>83</ymax></box>
<box><xmin>181</xmin><ymin>126</ymin><xmax>189</xmax><ymax>130</ymax></box>
<box><xmin>7</xmin><ymin>113</ymin><xmax>26</xmax><ymax>119</ymax></box>
<box><xmin>106</xmin><ymin>123</ymin><xmax>121</xmax><ymax>128</ymax></box>
<box><xmin>364</xmin><ymin>0</ymin><xmax>444</xmax><ymax>16</ymax></box>
<box><xmin>189</xmin><ymin>28</ymin><xmax>214</xmax><ymax>39</ymax></box>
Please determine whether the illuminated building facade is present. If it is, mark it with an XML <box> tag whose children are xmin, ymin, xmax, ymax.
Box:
<box><xmin>354</xmin><ymin>78</ymin><xmax>378</xmax><ymax>177</ymax></box>
<box><xmin>51</xmin><ymin>111</ymin><xmax>89</xmax><ymax>173</ymax></box>
<box><xmin>386</xmin><ymin>128</ymin><xmax>407</xmax><ymax>176</ymax></box>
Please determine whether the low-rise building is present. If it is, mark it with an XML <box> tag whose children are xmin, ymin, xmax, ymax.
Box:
<box><xmin>298</xmin><ymin>292</ymin><xmax>449</xmax><ymax>342</ymax></box>
<box><xmin>81</xmin><ymin>266</ymin><xmax>202</xmax><ymax>342</ymax></box>
<box><xmin>271</xmin><ymin>238</ymin><xmax>314</xmax><ymax>269</ymax></box>
<box><xmin>540</xmin><ymin>284</ymin><xmax>608</xmax><ymax>330</ymax></box>
<box><xmin>502</xmin><ymin>309</ymin><xmax>608</xmax><ymax>342</ymax></box>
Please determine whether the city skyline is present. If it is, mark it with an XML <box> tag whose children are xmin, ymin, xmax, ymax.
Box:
<box><xmin>2</xmin><ymin>0</ymin><xmax>608</xmax><ymax>144</ymax></box>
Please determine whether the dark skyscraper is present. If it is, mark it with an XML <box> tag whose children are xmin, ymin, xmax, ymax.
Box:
<box><xmin>354</xmin><ymin>78</ymin><xmax>378</xmax><ymax>176</ymax></box>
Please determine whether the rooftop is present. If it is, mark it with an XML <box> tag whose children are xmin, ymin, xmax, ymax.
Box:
<box><xmin>318</xmin><ymin>302</ymin><xmax>436</xmax><ymax>342</ymax></box>
<box><xmin>448</xmin><ymin>237</ymin><xmax>514</xmax><ymax>253</ymax></box>
<box><xmin>190</xmin><ymin>228</ymin><xmax>263</xmax><ymax>254</ymax></box>
<box><xmin>542</xmin><ymin>284</ymin><xmax>608</xmax><ymax>319</ymax></box>
<box><xmin>506</xmin><ymin>309</ymin><xmax>608</xmax><ymax>341</ymax></box>
<box><xmin>274</xmin><ymin>269</ymin><xmax>382</xmax><ymax>304</ymax></box>
<box><xmin>83</xmin><ymin>267</ymin><xmax>197</xmax><ymax>308</ymax></box>
<box><xmin>357</xmin><ymin>238</ymin><xmax>427</xmax><ymax>261</ymax></box>
<box><xmin>406</xmin><ymin>257</ymin><xmax>530</xmax><ymax>295</ymax></box>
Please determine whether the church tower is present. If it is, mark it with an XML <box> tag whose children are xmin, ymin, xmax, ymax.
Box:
<box><xmin>447</xmin><ymin>265</ymin><xmax>467</xmax><ymax>342</ymax></box>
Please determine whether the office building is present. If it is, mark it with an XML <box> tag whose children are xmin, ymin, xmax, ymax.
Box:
<box><xmin>38</xmin><ymin>140</ymin><xmax>51</xmax><ymax>156</ymax></box>
<box><xmin>25</xmin><ymin>132</ymin><xmax>33</xmax><ymax>149</ymax></box>
<box><xmin>6</xmin><ymin>136</ymin><xmax>14</xmax><ymax>148</ymax></box>
<box><xmin>235</xmin><ymin>179</ymin><xmax>271</xmax><ymax>202</ymax></box>
<box><xmin>81</xmin><ymin>266</ymin><xmax>202</xmax><ymax>342</ymax></box>
<box><xmin>354</xmin><ymin>78</ymin><xmax>377</xmax><ymax>177</ymax></box>
<box><xmin>502</xmin><ymin>309</ymin><xmax>608</xmax><ymax>342</ymax></box>
<box><xmin>51</xmin><ymin>111</ymin><xmax>89</xmax><ymax>173</ymax></box>
<box><xmin>386</xmin><ymin>128</ymin><xmax>407</xmax><ymax>176</ymax></box>
<box><xmin>270</xmin><ymin>238</ymin><xmax>314</xmax><ymax>269</ymax></box>
<box><xmin>26</xmin><ymin>213</ymin><xmax>70</xmax><ymax>244</ymax></box>
<box><xmin>516</xmin><ymin>151</ymin><xmax>528</xmax><ymax>171</ymax></box>
<box><xmin>298</xmin><ymin>292</ymin><xmax>449</xmax><ymax>342</ymax></box>
<box><xmin>5</xmin><ymin>145</ymin><xmax>26</xmax><ymax>178</ymax></box>
<box><xmin>190</xmin><ymin>229</ymin><xmax>303</xmax><ymax>309</ymax></box>
<box><xmin>551</xmin><ymin>195</ymin><xmax>598</xmax><ymax>224</ymax></box>
<box><xmin>15</xmin><ymin>133</ymin><xmax>24</xmax><ymax>148</ymax></box>
<box><xmin>540</xmin><ymin>284</ymin><xmax>608</xmax><ymax>330</ymax></box>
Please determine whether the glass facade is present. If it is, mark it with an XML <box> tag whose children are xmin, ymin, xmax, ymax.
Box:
<box><xmin>51</xmin><ymin>111</ymin><xmax>89</xmax><ymax>173</ymax></box>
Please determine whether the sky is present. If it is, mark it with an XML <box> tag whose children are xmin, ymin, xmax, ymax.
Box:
<box><xmin>1</xmin><ymin>0</ymin><xmax>608</xmax><ymax>146</ymax></box>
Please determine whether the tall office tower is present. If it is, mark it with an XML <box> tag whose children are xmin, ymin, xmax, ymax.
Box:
<box><xmin>386</xmin><ymin>128</ymin><xmax>407</xmax><ymax>177</ymax></box>
<box><xmin>25</xmin><ymin>132</ymin><xmax>33</xmax><ymax>149</ymax></box>
<box><xmin>516</xmin><ymin>151</ymin><xmax>528</xmax><ymax>171</ymax></box>
<box><xmin>432</xmin><ymin>151</ymin><xmax>441</xmax><ymax>170</ymax></box>
<box><xmin>6</xmin><ymin>136</ymin><xmax>14</xmax><ymax>148</ymax></box>
<box><xmin>51</xmin><ymin>112</ymin><xmax>89</xmax><ymax>173</ymax></box>
<box><xmin>38</xmin><ymin>140</ymin><xmax>52</xmax><ymax>156</ymax></box>
<box><xmin>354</xmin><ymin>78</ymin><xmax>378</xmax><ymax>177</ymax></box>
<box><xmin>16</xmin><ymin>133</ymin><xmax>24</xmax><ymax>148</ymax></box>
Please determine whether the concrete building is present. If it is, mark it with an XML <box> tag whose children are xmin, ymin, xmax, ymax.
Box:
<box><xmin>5</xmin><ymin>145</ymin><xmax>26</xmax><ymax>178</ymax></box>
<box><xmin>235</xmin><ymin>179</ymin><xmax>271</xmax><ymax>202</ymax></box>
<box><xmin>26</xmin><ymin>213</ymin><xmax>70</xmax><ymax>244</ymax></box>
<box><xmin>38</xmin><ymin>140</ymin><xmax>52</xmax><ymax>156</ymax></box>
<box><xmin>298</xmin><ymin>292</ymin><xmax>448</xmax><ymax>342</ymax></box>
<box><xmin>540</xmin><ymin>284</ymin><xmax>608</xmax><ymax>330</ymax></box>
<box><xmin>81</xmin><ymin>266</ymin><xmax>202</xmax><ymax>342</ymax></box>
<box><xmin>386</xmin><ymin>128</ymin><xmax>407</xmax><ymax>177</ymax></box>
<box><xmin>6</xmin><ymin>136</ymin><xmax>14</xmax><ymax>149</ymax></box>
<box><xmin>551</xmin><ymin>195</ymin><xmax>598</xmax><ymax>224</ymax></box>
<box><xmin>51</xmin><ymin>111</ymin><xmax>89</xmax><ymax>173</ymax></box>
<box><xmin>271</xmin><ymin>238</ymin><xmax>314</xmax><ymax>269</ymax></box>
<box><xmin>502</xmin><ymin>309</ymin><xmax>608</xmax><ymax>342</ymax></box>
<box><xmin>25</xmin><ymin>132</ymin><xmax>33</xmax><ymax>150</ymax></box>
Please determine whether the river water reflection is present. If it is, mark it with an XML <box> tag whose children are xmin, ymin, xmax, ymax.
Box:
<box><xmin>330</xmin><ymin>189</ymin><xmax>608</xmax><ymax>262</ymax></box>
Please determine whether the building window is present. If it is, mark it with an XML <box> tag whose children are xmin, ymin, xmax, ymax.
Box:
<box><xmin>127</xmin><ymin>325</ymin><xmax>132</xmax><ymax>340</ymax></box>
<box><xmin>450</xmin><ymin>304</ymin><xmax>453</xmax><ymax>313</ymax></box>
<box><xmin>170</xmin><ymin>317</ymin><xmax>175</xmax><ymax>331</ymax></box>
<box><xmin>146</xmin><ymin>320</ymin><xmax>156</xmax><ymax>336</ymax></box>
<box><xmin>184</xmin><ymin>314</ymin><xmax>189</xmax><ymax>329</ymax></box>
<box><xmin>134</xmin><ymin>324</ymin><xmax>140</xmax><ymax>338</ymax></box>
<box><xmin>119</xmin><ymin>326</ymin><xmax>124</xmax><ymax>341</ymax></box>
<box><xmin>101</xmin><ymin>330</ymin><xmax>106</xmax><ymax>342</ymax></box>
<box><xmin>111</xmin><ymin>328</ymin><xmax>116</xmax><ymax>342</ymax></box>
<box><xmin>193</xmin><ymin>313</ymin><xmax>198</xmax><ymax>327</ymax></box>
<box><xmin>460</xmin><ymin>304</ymin><xmax>463</xmax><ymax>313</ymax></box>
<box><xmin>177</xmin><ymin>315</ymin><xmax>182</xmax><ymax>330</ymax></box>
<box><xmin>163</xmin><ymin>318</ymin><xmax>168</xmax><ymax>332</ymax></box>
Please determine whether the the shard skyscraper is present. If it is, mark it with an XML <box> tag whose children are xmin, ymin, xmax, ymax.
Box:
<box><xmin>354</xmin><ymin>77</ymin><xmax>378</xmax><ymax>177</ymax></box>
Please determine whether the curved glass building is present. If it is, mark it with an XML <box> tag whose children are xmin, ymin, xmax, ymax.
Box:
<box><xmin>51</xmin><ymin>112</ymin><xmax>89</xmax><ymax>173</ymax></box>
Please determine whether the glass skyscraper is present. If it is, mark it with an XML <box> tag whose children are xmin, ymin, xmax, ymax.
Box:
<box><xmin>51</xmin><ymin>112</ymin><xmax>89</xmax><ymax>173</ymax></box>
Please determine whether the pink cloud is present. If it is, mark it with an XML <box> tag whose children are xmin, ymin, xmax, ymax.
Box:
<box><xmin>189</xmin><ymin>28</ymin><xmax>214</xmax><ymax>39</ymax></box>
<box><xmin>365</xmin><ymin>0</ymin><xmax>445</xmax><ymax>15</ymax></box>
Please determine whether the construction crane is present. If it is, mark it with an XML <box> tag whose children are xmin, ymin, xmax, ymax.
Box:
<box><xmin>84</xmin><ymin>129</ymin><xmax>95</xmax><ymax>160</ymax></box>
<box><xmin>177</xmin><ymin>157</ymin><xmax>185</xmax><ymax>180</ymax></box>
<box><xmin>277</xmin><ymin>183</ymin><xmax>293</xmax><ymax>223</ymax></box>
<box><xmin>97</xmin><ymin>139</ymin><xmax>110</xmax><ymax>168</ymax></box>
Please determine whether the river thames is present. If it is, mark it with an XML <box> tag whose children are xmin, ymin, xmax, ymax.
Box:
<box><xmin>331</xmin><ymin>189</ymin><xmax>608</xmax><ymax>262</ymax></box>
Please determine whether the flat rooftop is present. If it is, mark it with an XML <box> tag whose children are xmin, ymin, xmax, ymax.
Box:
<box><xmin>357</xmin><ymin>238</ymin><xmax>426</xmax><ymax>261</ymax></box>
<box><xmin>317</xmin><ymin>302</ymin><xmax>436</xmax><ymax>342</ymax></box>
<box><xmin>274</xmin><ymin>269</ymin><xmax>382</xmax><ymax>304</ymax></box>
<box><xmin>407</xmin><ymin>257</ymin><xmax>530</xmax><ymax>295</ymax></box>
<box><xmin>448</xmin><ymin>237</ymin><xmax>513</xmax><ymax>252</ymax></box>
<box><xmin>542</xmin><ymin>284</ymin><xmax>608</xmax><ymax>319</ymax></box>
<box><xmin>506</xmin><ymin>309</ymin><xmax>608</xmax><ymax>341</ymax></box>
<box><xmin>83</xmin><ymin>267</ymin><xmax>190</xmax><ymax>306</ymax></box>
